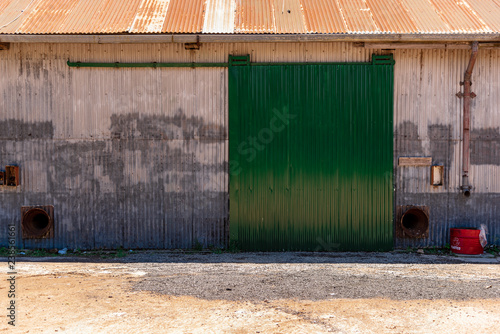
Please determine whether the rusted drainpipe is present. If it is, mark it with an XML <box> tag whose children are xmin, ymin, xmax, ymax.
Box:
<box><xmin>458</xmin><ymin>41</ymin><xmax>479</xmax><ymax>197</ymax></box>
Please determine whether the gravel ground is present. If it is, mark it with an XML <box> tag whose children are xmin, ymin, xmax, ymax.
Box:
<box><xmin>129</xmin><ymin>252</ymin><xmax>500</xmax><ymax>301</ymax></box>
<box><xmin>1</xmin><ymin>251</ymin><xmax>499</xmax><ymax>333</ymax></box>
<box><xmin>9</xmin><ymin>251</ymin><xmax>499</xmax><ymax>301</ymax></box>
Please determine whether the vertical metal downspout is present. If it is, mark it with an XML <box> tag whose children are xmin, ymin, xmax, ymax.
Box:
<box><xmin>460</xmin><ymin>41</ymin><xmax>479</xmax><ymax>196</ymax></box>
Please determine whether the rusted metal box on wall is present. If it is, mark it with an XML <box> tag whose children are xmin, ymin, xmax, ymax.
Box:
<box><xmin>431</xmin><ymin>165</ymin><xmax>444</xmax><ymax>186</ymax></box>
<box><xmin>5</xmin><ymin>165</ymin><xmax>19</xmax><ymax>186</ymax></box>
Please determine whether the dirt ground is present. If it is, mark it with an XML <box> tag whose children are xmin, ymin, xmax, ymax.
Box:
<box><xmin>1</xmin><ymin>251</ymin><xmax>499</xmax><ymax>333</ymax></box>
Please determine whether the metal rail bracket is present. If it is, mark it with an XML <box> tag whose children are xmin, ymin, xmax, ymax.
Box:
<box><xmin>229</xmin><ymin>55</ymin><xmax>250</xmax><ymax>66</ymax></box>
<box><xmin>372</xmin><ymin>54</ymin><xmax>395</xmax><ymax>65</ymax></box>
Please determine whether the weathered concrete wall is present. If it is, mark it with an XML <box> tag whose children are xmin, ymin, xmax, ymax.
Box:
<box><xmin>0</xmin><ymin>42</ymin><xmax>499</xmax><ymax>249</ymax></box>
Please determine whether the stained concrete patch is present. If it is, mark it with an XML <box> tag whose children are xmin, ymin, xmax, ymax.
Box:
<box><xmin>395</xmin><ymin>122</ymin><xmax>456</xmax><ymax>167</ymax></box>
<box><xmin>395</xmin><ymin>121</ymin><xmax>424</xmax><ymax>156</ymax></box>
<box><xmin>109</xmin><ymin>110</ymin><xmax>226</xmax><ymax>141</ymax></box>
<box><xmin>0</xmin><ymin>111</ymin><xmax>228</xmax><ymax>249</ymax></box>
<box><xmin>429</xmin><ymin>124</ymin><xmax>454</xmax><ymax>167</ymax></box>
<box><xmin>471</xmin><ymin>127</ymin><xmax>500</xmax><ymax>165</ymax></box>
<box><xmin>0</xmin><ymin>119</ymin><xmax>54</xmax><ymax>139</ymax></box>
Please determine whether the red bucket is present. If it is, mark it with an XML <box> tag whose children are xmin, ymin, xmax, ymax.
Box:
<box><xmin>450</xmin><ymin>228</ymin><xmax>483</xmax><ymax>255</ymax></box>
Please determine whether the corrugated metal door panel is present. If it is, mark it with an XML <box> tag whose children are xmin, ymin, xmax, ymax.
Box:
<box><xmin>229</xmin><ymin>62</ymin><xmax>393</xmax><ymax>251</ymax></box>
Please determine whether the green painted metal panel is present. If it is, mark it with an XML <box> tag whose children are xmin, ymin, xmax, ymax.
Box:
<box><xmin>229</xmin><ymin>59</ymin><xmax>394</xmax><ymax>251</ymax></box>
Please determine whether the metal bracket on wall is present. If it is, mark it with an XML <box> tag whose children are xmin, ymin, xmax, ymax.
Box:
<box><xmin>456</xmin><ymin>78</ymin><xmax>476</xmax><ymax>98</ymax></box>
<box><xmin>229</xmin><ymin>55</ymin><xmax>250</xmax><ymax>66</ymax></box>
<box><xmin>456</xmin><ymin>91</ymin><xmax>476</xmax><ymax>99</ymax></box>
<box><xmin>372</xmin><ymin>54</ymin><xmax>395</xmax><ymax>65</ymax></box>
<box><xmin>184</xmin><ymin>42</ymin><xmax>200</xmax><ymax>50</ymax></box>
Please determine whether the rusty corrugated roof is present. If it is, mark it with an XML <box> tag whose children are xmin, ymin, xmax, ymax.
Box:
<box><xmin>162</xmin><ymin>0</ymin><xmax>206</xmax><ymax>33</ymax></box>
<box><xmin>466</xmin><ymin>0</ymin><xmax>500</xmax><ymax>33</ymax></box>
<box><xmin>0</xmin><ymin>0</ymin><xmax>499</xmax><ymax>35</ymax></box>
<box><xmin>300</xmin><ymin>0</ymin><xmax>346</xmax><ymax>34</ymax></box>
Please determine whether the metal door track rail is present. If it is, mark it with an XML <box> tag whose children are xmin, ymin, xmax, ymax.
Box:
<box><xmin>67</xmin><ymin>54</ymin><xmax>394</xmax><ymax>68</ymax></box>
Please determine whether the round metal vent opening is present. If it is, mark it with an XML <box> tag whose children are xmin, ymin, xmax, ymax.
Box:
<box><xmin>401</xmin><ymin>208</ymin><xmax>429</xmax><ymax>238</ymax></box>
<box><xmin>22</xmin><ymin>208</ymin><xmax>53</xmax><ymax>238</ymax></box>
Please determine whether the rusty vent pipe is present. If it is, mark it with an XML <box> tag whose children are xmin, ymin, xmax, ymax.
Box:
<box><xmin>459</xmin><ymin>41</ymin><xmax>479</xmax><ymax>197</ymax></box>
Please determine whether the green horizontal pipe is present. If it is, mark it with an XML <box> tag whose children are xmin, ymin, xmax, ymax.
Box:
<box><xmin>67</xmin><ymin>61</ymin><xmax>228</xmax><ymax>68</ymax></box>
<box><xmin>67</xmin><ymin>61</ymin><xmax>372</xmax><ymax>68</ymax></box>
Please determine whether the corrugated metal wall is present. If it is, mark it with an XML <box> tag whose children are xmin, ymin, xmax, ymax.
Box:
<box><xmin>0</xmin><ymin>43</ymin><xmax>229</xmax><ymax>249</ymax></box>
<box><xmin>394</xmin><ymin>48</ymin><xmax>500</xmax><ymax>248</ymax></box>
<box><xmin>0</xmin><ymin>42</ymin><xmax>499</xmax><ymax>249</ymax></box>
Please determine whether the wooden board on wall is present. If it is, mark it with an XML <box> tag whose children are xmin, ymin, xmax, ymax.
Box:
<box><xmin>398</xmin><ymin>157</ymin><xmax>432</xmax><ymax>167</ymax></box>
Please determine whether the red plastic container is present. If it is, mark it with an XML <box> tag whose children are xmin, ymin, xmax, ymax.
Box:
<box><xmin>450</xmin><ymin>228</ymin><xmax>483</xmax><ymax>255</ymax></box>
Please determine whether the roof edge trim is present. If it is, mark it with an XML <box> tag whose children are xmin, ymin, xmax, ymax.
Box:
<box><xmin>1</xmin><ymin>33</ymin><xmax>499</xmax><ymax>44</ymax></box>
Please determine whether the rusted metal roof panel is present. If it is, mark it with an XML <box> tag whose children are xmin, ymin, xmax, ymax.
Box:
<box><xmin>11</xmin><ymin>0</ymin><xmax>144</xmax><ymax>34</ymax></box>
<box><xmin>56</xmin><ymin>0</ymin><xmax>107</xmax><ymax>34</ymax></box>
<box><xmin>337</xmin><ymin>0</ymin><xmax>378</xmax><ymax>33</ymax></box>
<box><xmin>0</xmin><ymin>0</ymin><xmax>16</xmax><ymax>14</ymax></box>
<box><xmin>235</xmin><ymin>0</ymin><xmax>275</xmax><ymax>33</ymax></box>
<box><xmin>162</xmin><ymin>0</ymin><xmax>206</xmax><ymax>33</ymax></box>
<box><xmin>130</xmin><ymin>0</ymin><xmax>171</xmax><ymax>33</ymax></box>
<box><xmin>81</xmin><ymin>0</ymin><xmax>143</xmax><ymax>34</ymax></box>
<box><xmin>366</xmin><ymin>0</ymin><xmax>418</xmax><ymax>33</ymax></box>
<box><xmin>399</xmin><ymin>0</ymin><xmax>450</xmax><ymax>33</ymax></box>
<box><xmin>17</xmin><ymin>0</ymin><xmax>80</xmax><ymax>34</ymax></box>
<box><xmin>273</xmin><ymin>0</ymin><xmax>307</xmax><ymax>34</ymax></box>
<box><xmin>202</xmin><ymin>0</ymin><xmax>235</xmax><ymax>34</ymax></box>
<box><xmin>0</xmin><ymin>0</ymin><xmax>37</xmax><ymax>34</ymax></box>
<box><xmin>299</xmin><ymin>0</ymin><xmax>346</xmax><ymax>33</ymax></box>
<box><xmin>0</xmin><ymin>0</ymin><xmax>499</xmax><ymax>35</ymax></box>
<box><xmin>465</xmin><ymin>0</ymin><xmax>500</xmax><ymax>33</ymax></box>
<box><xmin>428</xmin><ymin>0</ymin><xmax>489</xmax><ymax>33</ymax></box>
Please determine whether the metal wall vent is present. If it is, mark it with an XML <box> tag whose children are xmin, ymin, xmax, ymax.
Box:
<box><xmin>21</xmin><ymin>206</ymin><xmax>54</xmax><ymax>239</ymax></box>
<box><xmin>396</xmin><ymin>206</ymin><xmax>429</xmax><ymax>239</ymax></box>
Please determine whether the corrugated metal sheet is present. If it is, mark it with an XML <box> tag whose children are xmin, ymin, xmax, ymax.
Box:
<box><xmin>202</xmin><ymin>0</ymin><xmax>236</xmax><ymax>34</ymax></box>
<box><xmin>399</xmin><ymin>0</ymin><xmax>450</xmax><ymax>33</ymax></box>
<box><xmin>428</xmin><ymin>0</ymin><xmax>488</xmax><ymax>32</ymax></box>
<box><xmin>0</xmin><ymin>0</ymin><xmax>35</xmax><ymax>33</ymax></box>
<box><xmin>17</xmin><ymin>0</ymin><xmax>78</xmax><ymax>34</ymax></box>
<box><xmin>299</xmin><ymin>0</ymin><xmax>346</xmax><ymax>33</ymax></box>
<box><xmin>338</xmin><ymin>0</ymin><xmax>378</xmax><ymax>33</ymax></box>
<box><xmin>234</xmin><ymin>0</ymin><xmax>275</xmax><ymax>33</ymax></box>
<box><xmin>162</xmin><ymin>0</ymin><xmax>206</xmax><ymax>33</ymax></box>
<box><xmin>0</xmin><ymin>42</ymin><xmax>499</xmax><ymax>249</ymax></box>
<box><xmin>0</xmin><ymin>0</ymin><xmax>15</xmax><ymax>14</ymax></box>
<box><xmin>273</xmin><ymin>0</ymin><xmax>307</xmax><ymax>34</ymax></box>
<box><xmin>130</xmin><ymin>0</ymin><xmax>171</xmax><ymax>33</ymax></box>
<box><xmin>466</xmin><ymin>0</ymin><xmax>500</xmax><ymax>33</ymax></box>
<box><xmin>1</xmin><ymin>0</ymin><xmax>500</xmax><ymax>35</ymax></box>
<box><xmin>366</xmin><ymin>0</ymin><xmax>418</xmax><ymax>33</ymax></box>
<box><xmin>19</xmin><ymin>0</ymin><xmax>143</xmax><ymax>34</ymax></box>
<box><xmin>392</xmin><ymin>47</ymin><xmax>500</xmax><ymax>247</ymax></box>
<box><xmin>0</xmin><ymin>43</ymin><xmax>228</xmax><ymax>249</ymax></box>
<box><xmin>229</xmin><ymin>61</ymin><xmax>394</xmax><ymax>251</ymax></box>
